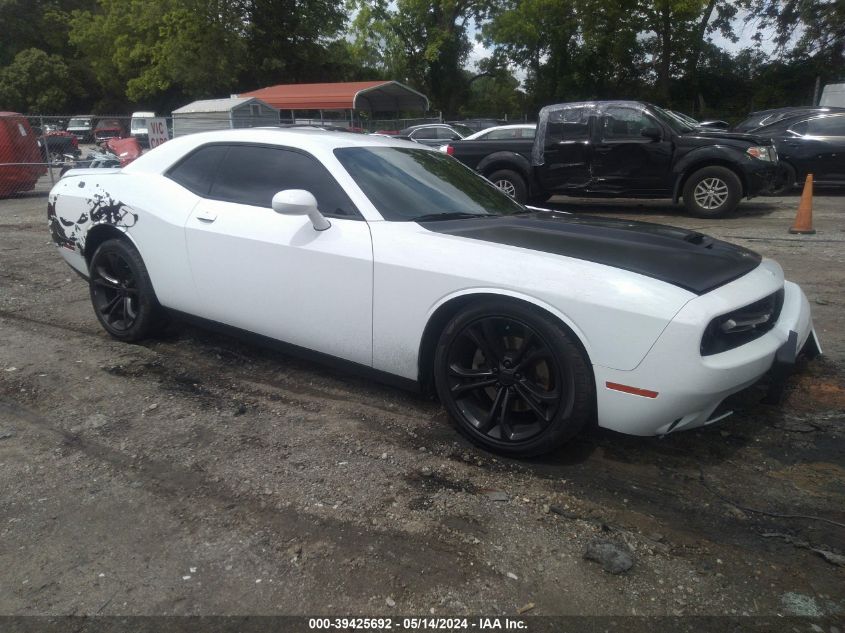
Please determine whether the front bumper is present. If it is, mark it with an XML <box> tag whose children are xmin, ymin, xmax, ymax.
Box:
<box><xmin>593</xmin><ymin>261</ymin><xmax>816</xmax><ymax>436</ymax></box>
<box><xmin>745</xmin><ymin>159</ymin><xmax>778</xmax><ymax>197</ymax></box>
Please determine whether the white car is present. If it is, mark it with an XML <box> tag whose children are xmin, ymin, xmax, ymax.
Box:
<box><xmin>437</xmin><ymin>124</ymin><xmax>536</xmax><ymax>151</ymax></box>
<box><xmin>464</xmin><ymin>123</ymin><xmax>537</xmax><ymax>140</ymax></box>
<box><xmin>46</xmin><ymin>129</ymin><xmax>820</xmax><ymax>456</ymax></box>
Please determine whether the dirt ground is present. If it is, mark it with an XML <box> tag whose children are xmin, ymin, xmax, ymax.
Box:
<box><xmin>1</xmin><ymin>184</ymin><xmax>843</xmax><ymax>621</ymax></box>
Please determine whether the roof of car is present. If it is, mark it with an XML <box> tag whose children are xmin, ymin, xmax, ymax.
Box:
<box><xmin>756</xmin><ymin>109</ymin><xmax>845</xmax><ymax>131</ymax></box>
<box><xmin>398</xmin><ymin>123</ymin><xmax>455</xmax><ymax>133</ymax></box>
<box><xmin>123</xmin><ymin>127</ymin><xmax>429</xmax><ymax>174</ymax></box>
<box><xmin>464</xmin><ymin>124</ymin><xmax>537</xmax><ymax>139</ymax></box>
<box><xmin>540</xmin><ymin>100</ymin><xmax>650</xmax><ymax>111</ymax></box>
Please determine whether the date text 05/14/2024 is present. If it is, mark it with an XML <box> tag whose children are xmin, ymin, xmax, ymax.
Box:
<box><xmin>308</xmin><ymin>617</ymin><xmax>528</xmax><ymax>630</ymax></box>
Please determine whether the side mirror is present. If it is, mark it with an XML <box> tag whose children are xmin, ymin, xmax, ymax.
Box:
<box><xmin>641</xmin><ymin>126</ymin><xmax>662</xmax><ymax>141</ymax></box>
<box><xmin>271</xmin><ymin>189</ymin><xmax>331</xmax><ymax>231</ymax></box>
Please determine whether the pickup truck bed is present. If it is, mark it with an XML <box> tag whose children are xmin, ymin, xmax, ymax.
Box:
<box><xmin>446</xmin><ymin>138</ymin><xmax>535</xmax><ymax>201</ymax></box>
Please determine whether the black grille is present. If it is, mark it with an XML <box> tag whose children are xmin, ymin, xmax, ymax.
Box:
<box><xmin>700</xmin><ymin>288</ymin><xmax>785</xmax><ymax>356</ymax></box>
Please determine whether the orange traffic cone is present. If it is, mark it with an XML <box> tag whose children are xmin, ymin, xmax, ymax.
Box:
<box><xmin>789</xmin><ymin>174</ymin><xmax>816</xmax><ymax>235</ymax></box>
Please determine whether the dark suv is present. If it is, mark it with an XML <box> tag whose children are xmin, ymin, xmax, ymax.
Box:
<box><xmin>446</xmin><ymin>100</ymin><xmax>779</xmax><ymax>217</ymax></box>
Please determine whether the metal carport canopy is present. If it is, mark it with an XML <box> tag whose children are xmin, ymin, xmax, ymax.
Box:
<box><xmin>239</xmin><ymin>81</ymin><xmax>429</xmax><ymax>112</ymax></box>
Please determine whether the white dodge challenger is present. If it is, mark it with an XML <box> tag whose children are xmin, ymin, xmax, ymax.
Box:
<box><xmin>47</xmin><ymin>128</ymin><xmax>820</xmax><ymax>456</ymax></box>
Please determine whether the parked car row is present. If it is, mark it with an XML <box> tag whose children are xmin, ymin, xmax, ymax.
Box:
<box><xmin>64</xmin><ymin>112</ymin><xmax>158</xmax><ymax>145</ymax></box>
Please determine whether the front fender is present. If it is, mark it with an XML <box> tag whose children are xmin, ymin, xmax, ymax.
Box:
<box><xmin>671</xmin><ymin>146</ymin><xmax>746</xmax><ymax>202</ymax></box>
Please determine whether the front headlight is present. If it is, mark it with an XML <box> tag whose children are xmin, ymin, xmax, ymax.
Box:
<box><xmin>746</xmin><ymin>146</ymin><xmax>776</xmax><ymax>162</ymax></box>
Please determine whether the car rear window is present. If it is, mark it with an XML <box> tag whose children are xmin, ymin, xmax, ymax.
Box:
<box><xmin>167</xmin><ymin>144</ymin><xmax>229</xmax><ymax>196</ymax></box>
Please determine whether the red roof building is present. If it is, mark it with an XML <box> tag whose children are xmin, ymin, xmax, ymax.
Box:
<box><xmin>239</xmin><ymin>81</ymin><xmax>429</xmax><ymax>112</ymax></box>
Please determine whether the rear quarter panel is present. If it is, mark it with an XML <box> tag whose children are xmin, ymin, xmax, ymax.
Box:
<box><xmin>48</xmin><ymin>171</ymin><xmax>203</xmax><ymax>314</ymax></box>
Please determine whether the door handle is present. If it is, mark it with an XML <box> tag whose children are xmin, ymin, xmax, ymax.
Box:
<box><xmin>196</xmin><ymin>210</ymin><xmax>217</xmax><ymax>223</ymax></box>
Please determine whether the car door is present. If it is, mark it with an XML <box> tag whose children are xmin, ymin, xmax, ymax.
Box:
<box><xmin>181</xmin><ymin>143</ymin><xmax>374</xmax><ymax>366</ymax></box>
<box><xmin>788</xmin><ymin>114</ymin><xmax>845</xmax><ymax>184</ymax></box>
<box><xmin>590</xmin><ymin>105</ymin><xmax>674</xmax><ymax>194</ymax></box>
<box><xmin>534</xmin><ymin>106</ymin><xmax>592</xmax><ymax>193</ymax></box>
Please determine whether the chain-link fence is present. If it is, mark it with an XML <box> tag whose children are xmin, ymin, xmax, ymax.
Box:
<box><xmin>0</xmin><ymin>111</ymin><xmax>508</xmax><ymax>198</ymax></box>
<box><xmin>0</xmin><ymin>114</ymin><xmax>151</xmax><ymax>198</ymax></box>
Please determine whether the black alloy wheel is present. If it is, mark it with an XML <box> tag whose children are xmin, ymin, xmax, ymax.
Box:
<box><xmin>434</xmin><ymin>301</ymin><xmax>593</xmax><ymax>456</ymax></box>
<box><xmin>89</xmin><ymin>238</ymin><xmax>165</xmax><ymax>341</ymax></box>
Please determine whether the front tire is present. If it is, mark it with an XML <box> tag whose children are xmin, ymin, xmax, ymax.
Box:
<box><xmin>88</xmin><ymin>238</ymin><xmax>165</xmax><ymax>342</ymax></box>
<box><xmin>487</xmin><ymin>169</ymin><xmax>527</xmax><ymax>204</ymax></box>
<box><xmin>434</xmin><ymin>300</ymin><xmax>594</xmax><ymax>457</ymax></box>
<box><xmin>682</xmin><ymin>166</ymin><xmax>742</xmax><ymax>218</ymax></box>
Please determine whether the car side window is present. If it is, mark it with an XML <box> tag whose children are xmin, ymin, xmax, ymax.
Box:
<box><xmin>167</xmin><ymin>144</ymin><xmax>229</xmax><ymax>196</ymax></box>
<box><xmin>209</xmin><ymin>145</ymin><xmax>358</xmax><ymax>218</ymax></box>
<box><xmin>601</xmin><ymin>107</ymin><xmax>653</xmax><ymax>140</ymax></box>
<box><xmin>806</xmin><ymin>115</ymin><xmax>845</xmax><ymax>136</ymax></box>
<box><xmin>546</xmin><ymin>108</ymin><xmax>589</xmax><ymax>142</ymax></box>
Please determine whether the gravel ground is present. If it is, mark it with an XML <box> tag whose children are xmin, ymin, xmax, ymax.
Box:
<box><xmin>0</xmin><ymin>186</ymin><xmax>843</xmax><ymax>619</ymax></box>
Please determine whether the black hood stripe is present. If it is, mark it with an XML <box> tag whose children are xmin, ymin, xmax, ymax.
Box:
<box><xmin>419</xmin><ymin>213</ymin><xmax>761</xmax><ymax>295</ymax></box>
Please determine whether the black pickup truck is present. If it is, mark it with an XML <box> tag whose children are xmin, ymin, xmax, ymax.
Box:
<box><xmin>445</xmin><ymin>100</ymin><xmax>779</xmax><ymax>217</ymax></box>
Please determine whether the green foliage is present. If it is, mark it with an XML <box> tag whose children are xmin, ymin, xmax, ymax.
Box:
<box><xmin>0</xmin><ymin>0</ymin><xmax>838</xmax><ymax>118</ymax></box>
<box><xmin>348</xmin><ymin>0</ymin><xmax>493</xmax><ymax>115</ymax></box>
<box><xmin>244</xmin><ymin>0</ymin><xmax>347</xmax><ymax>87</ymax></box>
<box><xmin>0</xmin><ymin>48</ymin><xmax>76</xmax><ymax>113</ymax></box>
<box><xmin>68</xmin><ymin>0</ymin><xmax>247</xmax><ymax>107</ymax></box>
<box><xmin>740</xmin><ymin>0</ymin><xmax>844</xmax><ymax>65</ymax></box>
<box><xmin>0</xmin><ymin>0</ymin><xmax>97</xmax><ymax>66</ymax></box>
<box><xmin>461</xmin><ymin>71</ymin><xmax>525</xmax><ymax>118</ymax></box>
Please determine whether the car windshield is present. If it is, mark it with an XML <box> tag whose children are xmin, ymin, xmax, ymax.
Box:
<box><xmin>334</xmin><ymin>146</ymin><xmax>526</xmax><ymax>221</ymax></box>
<box><xmin>452</xmin><ymin>124</ymin><xmax>474</xmax><ymax>137</ymax></box>
<box><xmin>651</xmin><ymin>105</ymin><xmax>694</xmax><ymax>134</ymax></box>
<box><xmin>68</xmin><ymin>118</ymin><xmax>90</xmax><ymax>127</ymax></box>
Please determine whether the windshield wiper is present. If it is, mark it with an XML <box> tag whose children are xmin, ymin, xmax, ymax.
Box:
<box><xmin>412</xmin><ymin>212</ymin><xmax>491</xmax><ymax>222</ymax></box>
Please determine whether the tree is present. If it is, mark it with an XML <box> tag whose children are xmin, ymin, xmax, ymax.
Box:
<box><xmin>242</xmin><ymin>0</ymin><xmax>348</xmax><ymax>88</ymax></box>
<box><xmin>741</xmin><ymin>0</ymin><xmax>844</xmax><ymax>64</ymax></box>
<box><xmin>461</xmin><ymin>69</ymin><xmax>525</xmax><ymax>118</ymax></box>
<box><xmin>0</xmin><ymin>0</ymin><xmax>97</xmax><ymax>66</ymax></box>
<box><xmin>0</xmin><ymin>48</ymin><xmax>76</xmax><ymax>113</ymax></box>
<box><xmin>483</xmin><ymin>0</ymin><xmax>644</xmax><ymax>108</ymax></box>
<box><xmin>349</xmin><ymin>0</ymin><xmax>493</xmax><ymax>115</ymax></box>
<box><xmin>69</xmin><ymin>0</ymin><xmax>247</xmax><ymax>110</ymax></box>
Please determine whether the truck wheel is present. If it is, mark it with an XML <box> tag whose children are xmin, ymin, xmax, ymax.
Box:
<box><xmin>682</xmin><ymin>166</ymin><xmax>742</xmax><ymax>218</ymax></box>
<box><xmin>488</xmin><ymin>170</ymin><xmax>527</xmax><ymax>203</ymax></box>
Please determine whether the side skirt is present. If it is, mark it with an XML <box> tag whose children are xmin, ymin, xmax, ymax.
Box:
<box><xmin>165</xmin><ymin>309</ymin><xmax>423</xmax><ymax>395</ymax></box>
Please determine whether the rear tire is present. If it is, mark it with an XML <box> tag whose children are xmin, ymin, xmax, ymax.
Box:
<box><xmin>682</xmin><ymin>166</ymin><xmax>742</xmax><ymax>218</ymax></box>
<box><xmin>434</xmin><ymin>299</ymin><xmax>593</xmax><ymax>457</ymax></box>
<box><xmin>487</xmin><ymin>169</ymin><xmax>528</xmax><ymax>204</ymax></box>
<box><xmin>88</xmin><ymin>238</ymin><xmax>166</xmax><ymax>342</ymax></box>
